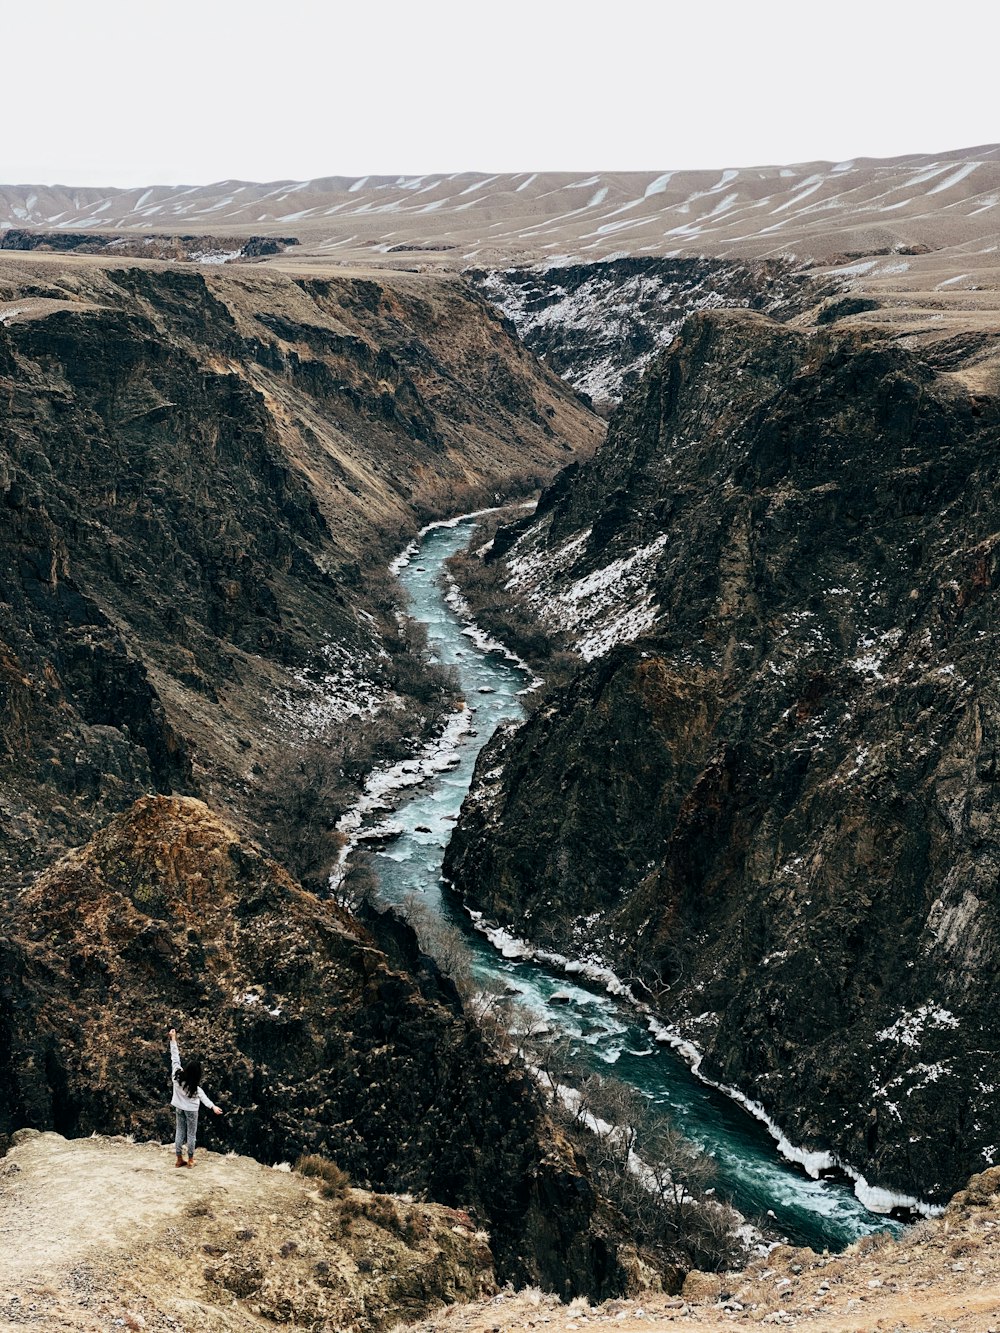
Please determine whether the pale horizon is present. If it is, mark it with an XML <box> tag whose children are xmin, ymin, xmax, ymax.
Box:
<box><xmin>4</xmin><ymin>0</ymin><xmax>997</xmax><ymax>189</ymax></box>
<box><xmin>6</xmin><ymin>139</ymin><xmax>1000</xmax><ymax>194</ymax></box>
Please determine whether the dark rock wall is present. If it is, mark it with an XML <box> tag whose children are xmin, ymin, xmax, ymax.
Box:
<box><xmin>446</xmin><ymin>309</ymin><xmax>1000</xmax><ymax>1204</ymax></box>
<box><xmin>0</xmin><ymin>229</ymin><xmax>299</xmax><ymax>260</ymax></box>
<box><xmin>470</xmin><ymin>257</ymin><xmax>823</xmax><ymax>405</ymax></box>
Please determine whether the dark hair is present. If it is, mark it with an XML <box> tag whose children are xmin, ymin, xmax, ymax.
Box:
<box><xmin>175</xmin><ymin>1059</ymin><xmax>203</xmax><ymax>1099</ymax></box>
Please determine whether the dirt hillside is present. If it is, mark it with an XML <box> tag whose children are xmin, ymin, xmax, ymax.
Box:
<box><xmin>3</xmin><ymin>150</ymin><xmax>999</xmax><ymax>268</ymax></box>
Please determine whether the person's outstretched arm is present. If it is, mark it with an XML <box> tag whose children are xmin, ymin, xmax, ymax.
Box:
<box><xmin>198</xmin><ymin>1086</ymin><xmax>222</xmax><ymax>1115</ymax></box>
<box><xmin>168</xmin><ymin>1027</ymin><xmax>181</xmax><ymax>1075</ymax></box>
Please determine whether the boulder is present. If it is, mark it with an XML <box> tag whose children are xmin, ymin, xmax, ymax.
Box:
<box><xmin>681</xmin><ymin>1270</ymin><xmax>723</xmax><ymax>1303</ymax></box>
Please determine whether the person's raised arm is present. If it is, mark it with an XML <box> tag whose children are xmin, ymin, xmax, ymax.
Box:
<box><xmin>168</xmin><ymin>1027</ymin><xmax>181</xmax><ymax>1074</ymax></box>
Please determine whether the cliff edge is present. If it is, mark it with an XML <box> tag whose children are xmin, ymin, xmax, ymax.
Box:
<box><xmin>0</xmin><ymin>1129</ymin><xmax>492</xmax><ymax>1332</ymax></box>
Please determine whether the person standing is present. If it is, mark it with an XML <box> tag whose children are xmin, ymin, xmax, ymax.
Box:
<box><xmin>168</xmin><ymin>1026</ymin><xmax>222</xmax><ymax>1167</ymax></box>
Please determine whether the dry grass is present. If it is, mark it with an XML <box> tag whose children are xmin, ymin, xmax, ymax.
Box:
<box><xmin>0</xmin><ymin>1131</ymin><xmax>494</xmax><ymax>1332</ymax></box>
<box><xmin>294</xmin><ymin>1152</ymin><xmax>351</xmax><ymax>1199</ymax></box>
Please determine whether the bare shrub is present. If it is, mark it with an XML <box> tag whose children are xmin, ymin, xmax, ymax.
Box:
<box><xmin>295</xmin><ymin>1154</ymin><xmax>351</xmax><ymax>1199</ymax></box>
<box><xmin>409</xmin><ymin>471</ymin><xmax>549</xmax><ymax>531</ymax></box>
<box><xmin>524</xmin><ymin>1031</ymin><xmax>579</xmax><ymax>1098</ymax></box>
<box><xmin>398</xmin><ymin>894</ymin><xmax>475</xmax><ymax>991</ymax></box>
<box><xmin>856</xmin><ymin>1228</ymin><xmax>899</xmax><ymax>1254</ymax></box>
<box><xmin>556</xmin><ymin>1072</ymin><xmax>744</xmax><ymax>1272</ymax></box>
<box><xmin>363</xmin><ymin>1194</ymin><xmax>403</xmax><ymax>1233</ymax></box>
<box><xmin>577</xmin><ymin>1074</ymin><xmax>648</xmax><ymax>1173</ymax></box>
<box><xmin>383</xmin><ymin>617</ymin><xmax>460</xmax><ymax>707</ymax></box>
<box><xmin>258</xmin><ymin>714</ymin><xmax>413</xmax><ymax>892</ymax></box>
<box><xmin>333</xmin><ymin>851</ymin><xmax>379</xmax><ymax>913</ymax></box>
<box><xmin>258</xmin><ymin>729</ymin><xmax>358</xmax><ymax>892</ymax></box>
<box><xmin>465</xmin><ymin>981</ymin><xmax>536</xmax><ymax>1055</ymax></box>
<box><xmin>255</xmin><ymin>550</ymin><xmax>461</xmax><ymax>893</ymax></box>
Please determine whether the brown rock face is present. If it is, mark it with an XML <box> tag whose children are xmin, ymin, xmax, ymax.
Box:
<box><xmin>446</xmin><ymin>309</ymin><xmax>1000</xmax><ymax>1205</ymax></box>
<box><xmin>0</xmin><ymin>794</ymin><xmax>627</xmax><ymax>1296</ymax></box>
<box><xmin>0</xmin><ymin>258</ymin><xmax>599</xmax><ymax>884</ymax></box>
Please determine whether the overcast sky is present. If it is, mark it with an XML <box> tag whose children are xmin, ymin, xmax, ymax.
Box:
<box><xmin>5</xmin><ymin>0</ymin><xmax>997</xmax><ymax>187</ymax></box>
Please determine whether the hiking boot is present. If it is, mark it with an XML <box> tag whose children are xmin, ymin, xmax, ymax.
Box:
<box><xmin>175</xmin><ymin>1155</ymin><xmax>185</xmax><ymax>1167</ymax></box>
<box><xmin>186</xmin><ymin>1156</ymin><xmax>196</xmax><ymax>1167</ymax></box>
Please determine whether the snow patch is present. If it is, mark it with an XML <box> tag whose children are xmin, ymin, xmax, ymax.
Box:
<box><xmin>927</xmin><ymin>161</ymin><xmax>980</xmax><ymax>195</ymax></box>
<box><xmin>876</xmin><ymin>1004</ymin><xmax>960</xmax><ymax>1047</ymax></box>
<box><xmin>506</xmin><ymin>526</ymin><xmax>667</xmax><ymax>660</ymax></box>
<box><xmin>643</xmin><ymin>172</ymin><xmax>674</xmax><ymax>198</ymax></box>
<box><xmin>271</xmin><ymin>635</ymin><xmax>384</xmax><ymax>736</ymax></box>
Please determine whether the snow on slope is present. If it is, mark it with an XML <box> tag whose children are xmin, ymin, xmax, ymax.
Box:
<box><xmin>3</xmin><ymin>147</ymin><xmax>999</xmax><ymax>267</ymax></box>
<box><xmin>471</xmin><ymin>257</ymin><xmax>813</xmax><ymax>403</ymax></box>
<box><xmin>505</xmin><ymin>518</ymin><xmax>668</xmax><ymax>661</ymax></box>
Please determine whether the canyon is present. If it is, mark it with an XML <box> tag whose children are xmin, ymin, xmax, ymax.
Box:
<box><xmin>0</xmin><ymin>251</ymin><xmax>597</xmax><ymax>886</ymax></box>
<box><xmin>3</xmin><ymin>142</ymin><xmax>1000</xmax><ymax>1324</ymax></box>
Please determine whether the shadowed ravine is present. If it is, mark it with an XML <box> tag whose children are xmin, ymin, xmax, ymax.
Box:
<box><xmin>347</xmin><ymin>516</ymin><xmax>899</xmax><ymax>1251</ymax></box>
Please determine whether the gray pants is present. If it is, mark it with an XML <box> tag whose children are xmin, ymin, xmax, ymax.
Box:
<box><xmin>174</xmin><ymin>1107</ymin><xmax>199</xmax><ymax>1157</ymax></box>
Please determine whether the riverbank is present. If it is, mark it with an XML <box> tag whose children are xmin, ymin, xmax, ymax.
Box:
<box><xmin>459</xmin><ymin>911</ymin><xmax>938</xmax><ymax>1224</ymax></box>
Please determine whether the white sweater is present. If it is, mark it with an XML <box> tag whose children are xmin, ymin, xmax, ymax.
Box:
<box><xmin>170</xmin><ymin>1038</ymin><xmax>216</xmax><ymax>1112</ymax></box>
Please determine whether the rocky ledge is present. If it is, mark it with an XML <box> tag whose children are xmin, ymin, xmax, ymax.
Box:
<box><xmin>0</xmin><ymin>1129</ymin><xmax>493</xmax><ymax>1332</ymax></box>
<box><xmin>0</xmin><ymin>794</ymin><xmax>642</xmax><ymax>1297</ymax></box>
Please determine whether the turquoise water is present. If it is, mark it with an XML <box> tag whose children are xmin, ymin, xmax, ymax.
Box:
<box><xmin>357</xmin><ymin>518</ymin><xmax>898</xmax><ymax>1251</ymax></box>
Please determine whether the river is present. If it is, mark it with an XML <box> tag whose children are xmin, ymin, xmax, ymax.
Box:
<box><xmin>342</xmin><ymin>515</ymin><xmax>899</xmax><ymax>1252</ymax></box>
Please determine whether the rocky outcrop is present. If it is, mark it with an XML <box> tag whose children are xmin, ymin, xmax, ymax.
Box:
<box><xmin>0</xmin><ymin>794</ymin><xmax>635</xmax><ymax>1296</ymax></box>
<box><xmin>0</xmin><ymin>228</ymin><xmax>300</xmax><ymax>260</ymax></box>
<box><xmin>446</xmin><ymin>309</ymin><xmax>1000</xmax><ymax>1206</ymax></box>
<box><xmin>470</xmin><ymin>258</ymin><xmax>822</xmax><ymax>406</ymax></box>
<box><xmin>0</xmin><ymin>1130</ymin><xmax>494</xmax><ymax>1332</ymax></box>
<box><xmin>407</xmin><ymin>1162</ymin><xmax>1000</xmax><ymax>1332</ymax></box>
<box><xmin>0</xmin><ymin>259</ymin><xmax>599</xmax><ymax>882</ymax></box>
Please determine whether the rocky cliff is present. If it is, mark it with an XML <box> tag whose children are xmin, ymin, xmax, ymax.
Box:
<box><xmin>0</xmin><ymin>227</ymin><xmax>300</xmax><ymax>261</ymax></box>
<box><xmin>0</xmin><ymin>795</ymin><xmax>635</xmax><ymax>1296</ymax></box>
<box><xmin>445</xmin><ymin>309</ymin><xmax>1000</xmax><ymax>1207</ymax></box>
<box><xmin>0</xmin><ymin>255</ymin><xmax>620</xmax><ymax>1297</ymax></box>
<box><xmin>470</xmin><ymin>258</ymin><xmax>821</xmax><ymax>407</ymax></box>
<box><xmin>0</xmin><ymin>256</ymin><xmax>599</xmax><ymax>884</ymax></box>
